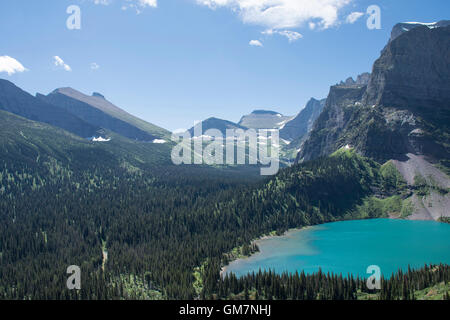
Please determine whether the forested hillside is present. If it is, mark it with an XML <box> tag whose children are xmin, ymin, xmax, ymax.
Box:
<box><xmin>0</xmin><ymin>112</ymin><xmax>414</xmax><ymax>299</ymax></box>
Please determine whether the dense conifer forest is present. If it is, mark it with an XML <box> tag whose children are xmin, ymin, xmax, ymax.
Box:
<box><xmin>2</xmin><ymin>138</ymin><xmax>447</xmax><ymax>300</ymax></box>
<box><xmin>216</xmin><ymin>264</ymin><xmax>450</xmax><ymax>300</ymax></box>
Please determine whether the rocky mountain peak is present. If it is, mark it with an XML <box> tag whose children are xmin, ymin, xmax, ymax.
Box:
<box><xmin>338</xmin><ymin>72</ymin><xmax>371</xmax><ymax>87</ymax></box>
<box><xmin>92</xmin><ymin>92</ymin><xmax>105</xmax><ymax>99</ymax></box>
<box><xmin>238</xmin><ymin>110</ymin><xmax>292</xmax><ymax>130</ymax></box>
<box><xmin>280</xmin><ymin>97</ymin><xmax>325</xmax><ymax>142</ymax></box>
<box><xmin>356</xmin><ymin>73</ymin><xmax>371</xmax><ymax>85</ymax></box>
<box><xmin>250</xmin><ymin>110</ymin><xmax>280</xmax><ymax>115</ymax></box>
<box><xmin>390</xmin><ymin>20</ymin><xmax>450</xmax><ymax>41</ymax></box>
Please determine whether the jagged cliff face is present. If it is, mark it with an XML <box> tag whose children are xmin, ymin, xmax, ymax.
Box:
<box><xmin>364</xmin><ymin>24</ymin><xmax>450</xmax><ymax>160</ymax></box>
<box><xmin>297</xmin><ymin>86</ymin><xmax>367</xmax><ymax>162</ymax></box>
<box><xmin>364</xmin><ymin>25</ymin><xmax>450</xmax><ymax>115</ymax></box>
<box><xmin>338</xmin><ymin>72</ymin><xmax>371</xmax><ymax>87</ymax></box>
<box><xmin>280</xmin><ymin>98</ymin><xmax>325</xmax><ymax>142</ymax></box>
<box><xmin>298</xmin><ymin>24</ymin><xmax>450</xmax><ymax>164</ymax></box>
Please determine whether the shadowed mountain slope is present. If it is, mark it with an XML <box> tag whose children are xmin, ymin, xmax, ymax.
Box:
<box><xmin>0</xmin><ymin>79</ymin><xmax>100</xmax><ymax>138</ymax></box>
<box><xmin>37</xmin><ymin>87</ymin><xmax>170</xmax><ymax>141</ymax></box>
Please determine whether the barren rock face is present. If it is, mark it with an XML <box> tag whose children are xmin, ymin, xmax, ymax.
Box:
<box><xmin>297</xmin><ymin>85</ymin><xmax>366</xmax><ymax>162</ymax></box>
<box><xmin>297</xmin><ymin>24</ymin><xmax>450</xmax><ymax>164</ymax></box>
<box><xmin>364</xmin><ymin>25</ymin><xmax>450</xmax><ymax>117</ymax></box>
<box><xmin>356</xmin><ymin>73</ymin><xmax>371</xmax><ymax>86</ymax></box>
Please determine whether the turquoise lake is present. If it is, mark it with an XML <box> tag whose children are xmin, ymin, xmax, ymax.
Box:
<box><xmin>225</xmin><ymin>219</ymin><xmax>450</xmax><ymax>278</ymax></box>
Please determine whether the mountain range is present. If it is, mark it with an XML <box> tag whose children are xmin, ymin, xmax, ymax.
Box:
<box><xmin>187</xmin><ymin>106</ymin><xmax>325</xmax><ymax>149</ymax></box>
<box><xmin>0</xmin><ymin>81</ymin><xmax>175</xmax><ymax>174</ymax></box>
<box><xmin>0</xmin><ymin>80</ymin><xmax>100</xmax><ymax>139</ymax></box>
<box><xmin>1</xmin><ymin>19</ymin><xmax>449</xmax><ymax>301</ymax></box>
<box><xmin>0</xmin><ymin>20</ymin><xmax>448</xmax><ymax>221</ymax></box>
<box><xmin>0</xmin><ymin>79</ymin><xmax>170</xmax><ymax>143</ymax></box>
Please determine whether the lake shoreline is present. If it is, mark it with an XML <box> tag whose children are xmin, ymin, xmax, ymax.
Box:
<box><xmin>220</xmin><ymin>225</ymin><xmax>313</xmax><ymax>278</ymax></box>
<box><xmin>221</xmin><ymin>218</ymin><xmax>450</xmax><ymax>279</ymax></box>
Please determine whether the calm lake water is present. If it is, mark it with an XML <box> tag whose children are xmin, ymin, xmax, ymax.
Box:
<box><xmin>225</xmin><ymin>219</ymin><xmax>450</xmax><ymax>278</ymax></box>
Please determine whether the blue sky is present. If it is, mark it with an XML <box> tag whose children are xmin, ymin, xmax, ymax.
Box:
<box><xmin>1</xmin><ymin>0</ymin><xmax>449</xmax><ymax>131</ymax></box>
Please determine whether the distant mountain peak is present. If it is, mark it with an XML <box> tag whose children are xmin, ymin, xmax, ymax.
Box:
<box><xmin>38</xmin><ymin>86</ymin><xmax>170</xmax><ymax>141</ymax></box>
<box><xmin>0</xmin><ymin>81</ymin><xmax>100</xmax><ymax>138</ymax></box>
<box><xmin>52</xmin><ymin>87</ymin><xmax>76</xmax><ymax>95</ymax></box>
<box><xmin>239</xmin><ymin>110</ymin><xmax>292</xmax><ymax>130</ymax></box>
<box><xmin>280</xmin><ymin>97</ymin><xmax>325</xmax><ymax>142</ymax></box>
<box><xmin>188</xmin><ymin>117</ymin><xmax>245</xmax><ymax>137</ymax></box>
<box><xmin>92</xmin><ymin>92</ymin><xmax>105</xmax><ymax>99</ymax></box>
<box><xmin>205</xmin><ymin>117</ymin><xmax>224</xmax><ymax>121</ymax></box>
<box><xmin>251</xmin><ymin>110</ymin><xmax>280</xmax><ymax>115</ymax></box>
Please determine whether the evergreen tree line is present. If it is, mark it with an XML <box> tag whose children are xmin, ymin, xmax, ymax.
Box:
<box><xmin>209</xmin><ymin>264</ymin><xmax>449</xmax><ymax>300</ymax></box>
<box><xmin>0</xmin><ymin>149</ymin><xmax>446</xmax><ymax>299</ymax></box>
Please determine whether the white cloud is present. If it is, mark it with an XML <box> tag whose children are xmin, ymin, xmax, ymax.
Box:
<box><xmin>262</xmin><ymin>29</ymin><xmax>303</xmax><ymax>42</ymax></box>
<box><xmin>279</xmin><ymin>30</ymin><xmax>303</xmax><ymax>42</ymax></box>
<box><xmin>53</xmin><ymin>56</ymin><xmax>72</xmax><ymax>72</ymax></box>
<box><xmin>138</xmin><ymin>0</ymin><xmax>157</xmax><ymax>7</ymax></box>
<box><xmin>196</xmin><ymin>0</ymin><xmax>353</xmax><ymax>30</ymax></box>
<box><xmin>90</xmin><ymin>62</ymin><xmax>100</xmax><ymax>70</ymax></box>
<box><xmin>0</xmin><ymin>56</ymin><xmax>28</xmax><ymax>75</ymax></box>
<box><xmin>249</xmin><ymin>39</ymin><xmax>263</xmax><ymax>47</ymax></box>
<box><xmin>346</xmin><ymin>11</ymin><xmax>364</xmax><ymax>24</ymax></box>
<box><xmin>96</xmin><ymin>0</ymin><xmax>157</xmax><ymax>13</ymax></box>
<box><xmin>93</xmin><ymin>0</ymin><xmax>111</xmax><ymax>5</ymax></box>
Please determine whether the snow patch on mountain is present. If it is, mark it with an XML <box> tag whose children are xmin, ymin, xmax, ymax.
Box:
<box><xmin>90</xmin><ymin>136</ymin><xmax>111</xmax><ymax>142</ymax></box>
